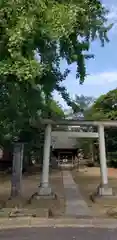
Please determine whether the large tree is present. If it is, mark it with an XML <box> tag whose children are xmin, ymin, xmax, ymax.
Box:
<box><xmin>0</xmin><ymin>1</ymin><xmax>111</xmax><ymax>101</ymax></box>
<box><xmin>0</xmin><ymin>0</ymin><xmax>112</xmax><ymax>144</ymax></box>
<box><xmin>0</xmin><ymin>0</ymin><xmax>112</xmax><ymax>196</ymax></box>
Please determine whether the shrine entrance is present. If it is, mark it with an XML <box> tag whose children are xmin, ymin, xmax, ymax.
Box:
<box><xmin>51</xmin><ymin>130</ymin><xmax>98</xmax><ymax>170</ymax></box>
<box><xmin>37</xmin><ymin>119</ymin><xmax>117</xmax><ymax>196</ymax></box>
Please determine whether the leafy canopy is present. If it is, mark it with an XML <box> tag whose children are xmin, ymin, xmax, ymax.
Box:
<box><xmin>85</xmin><ymin>89</ymin><xmax>117</xmax><ymax>120</ymax></box>
<box><xmin>0</xmin><ymin>0</ymin><xmax>111</xmax><ymax>87</ymax></box>
<box><xmin>85</xmin><ymin>89</ymin><xmax>117</xmax><ymax>155</ymax></box>
<box><xmin>0</xmin><ymin>0</ymin><xmax>112</xmax><ymax>140</ymax></box>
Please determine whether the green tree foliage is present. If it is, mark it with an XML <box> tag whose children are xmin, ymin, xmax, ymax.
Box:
<box><xmin>85</xmin><ymin>89</ymin><xmax>117</xmax><ymax>120</ymax></box>
<box><xmin>65</xmin><ymin>95</ymin><xmax>95</xmax><ymax>161</ymax></box>
<box><xmin>74</xmin><ymin>95</ymin><xmax>95</xmax><ymax>118</ymax></box>
<box><xmin>65</xmin><ymin>95</ymin><xmax>94</xmax><ymax>119</ymax></box>
<box><xmin>75</xmin><ymin>95</ymin><xmax>95</xmax><ymax>110</ymax></box>
<box><xmin>0</xmin><ymin>80</ymin><xmax>64</xmax><ymax>142</ymax></box>
<box><xmin>0</xmin><ymin>0</ymin><xmax>112</xmax><ymax>141</ymax></box>
<box><xmin>85</xmin><ymin>89</ymin><xmax>117</xmax><ymax>167</ymax></box>
<box><xmin>0</xmin><ymin>0</ymin><xmax>111</xmax><ymax>92</ymax></box>
<box><xmin>49</xmin><ymin>100</ymin><xmax>65</xmax><ymax>119</ymax></box>
<box><xmin>0</xmin><ymin>81</ymin><xmax>45</xmax><ymax>141</ymax></box>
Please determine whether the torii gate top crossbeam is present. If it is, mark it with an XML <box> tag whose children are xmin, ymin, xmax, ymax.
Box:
<box><xmin>40</xmin><ymin>119</ymin><xmax>117</xmax><ymax>127</ymax></box>
<box><xmin>51</xmin><ymin>131</ymin><xmax>99</xmax><ymax>138</ymax></box>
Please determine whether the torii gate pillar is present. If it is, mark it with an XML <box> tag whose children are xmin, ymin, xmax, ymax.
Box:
<box><xmin>98</xmin><ymin>125</ymin><xmax>113</xmax><ymax>196</ymax></box>
<box><xmin>38</xmin><ymin>124</ymin><xmax>52</xmax><ymax>196</ymax></box>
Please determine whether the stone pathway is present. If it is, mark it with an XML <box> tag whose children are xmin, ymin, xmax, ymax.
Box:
<box><xmin>62</xmin><ymin>171</ymin><xmax>91</xmax><ymax>217</ymax></box>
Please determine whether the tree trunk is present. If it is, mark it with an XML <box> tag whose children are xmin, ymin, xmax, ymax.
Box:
<box><xmin>11</xmin><ymin>143</ymin><xmax>24</xmax><ymax>198</ymax></box>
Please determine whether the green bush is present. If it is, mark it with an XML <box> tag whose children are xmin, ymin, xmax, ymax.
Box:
<box><xmin>107</xmin><ymin>152</ymin><xmax>117</xmax><ymax>168</ymax></box>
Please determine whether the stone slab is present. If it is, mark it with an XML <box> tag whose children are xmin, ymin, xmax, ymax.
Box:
<box><xmin>0</xmin><ymin>208</ymin><xmax>49</xmax><ymax>218</ymax></box>
<box><xmin>62</xmin><ymin>171</ymin><xmax>91</xmax><ymax>217</ymax></box>
<box><xmin>38</xmin><ymin>186</ymin><xmax>52</xmax><ymax>196</ymax></box>
<box><xmin>99</xmin><ymin>186</ymin><xmax>113</xmax><ymax>196</ymax></box>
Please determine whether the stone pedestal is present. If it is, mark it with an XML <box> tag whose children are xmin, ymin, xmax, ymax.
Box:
<box><xmin>38</xmin><ymin>185</ymin><xmax>52</xmax><ymax>196</ymax></box>
<box><xmin>11</xmin><ymin>143</ymin><xmax>24</xmax><ymax>197</ymax></box>
<box><xmin>35</xmin><ymin>185</ymin><xmax>55</xmax><ymax>199</ymax></box>
<box><xmin>99</xmin><ymin>185</ymin><xmax>113</xmax><ymax>196</ymax></box>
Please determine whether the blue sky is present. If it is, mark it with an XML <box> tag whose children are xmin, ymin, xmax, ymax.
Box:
<box><xmin>53</xmin><ymin>0</ymin><xmax>117</xmax><ymax>108</ymax></box>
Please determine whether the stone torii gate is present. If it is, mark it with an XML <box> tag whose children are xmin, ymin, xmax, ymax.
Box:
<box><xmin>38</xmin><ymin>119</ymin><xmax>117</xmax><ymax>197</ymax></box>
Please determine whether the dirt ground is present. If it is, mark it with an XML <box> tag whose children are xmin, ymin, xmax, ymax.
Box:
<box><xmin>0</xmin><ymin>170</ymin><xmax>65</xmax><ymax>217</ymax></box>
<box><xmin>72</xmin><ymin>167</ymin><xmax>117</xmax><ymax>218</ymax></box>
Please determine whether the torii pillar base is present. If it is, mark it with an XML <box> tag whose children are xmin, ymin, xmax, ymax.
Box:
<box><xmin>35</xmin><ymin>185</ymin><xmax>55</xmax><ymax>199</ymax></box>
<box><xmin>98</xmin><ymin>185</ymin><xmax>113</xmax><ymax>196</ymax></box>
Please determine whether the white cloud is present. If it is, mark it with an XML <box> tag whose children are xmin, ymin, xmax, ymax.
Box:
<box><xmin>108</xmin><ymin>7</ymin><xmax>117</xmax><ymax>21</ymax></box>
<box><xmin>105</xmin><ymin>4</ymin><xmax>117</xmax><ymax>34</ymax></box>
<box><xmin>84</xmin><ymin>71</ymin><xmax>117</xmax><ymax>85</ymax></box>
<box><xmin>63</xmin><ymin>71</ymin><xmax>117</xmax><ymax>86</ymax></box>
